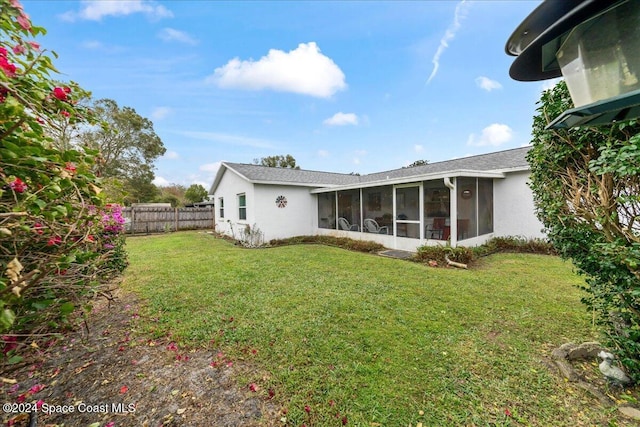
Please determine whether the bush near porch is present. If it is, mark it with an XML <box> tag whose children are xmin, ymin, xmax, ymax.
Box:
<box><xmin>414</xmin><ymin>236</ymin><xmax>556</xmax><ymax>267</ymax></box>
<box><xmin>122</xmin><ymin>231</ymin><xmax>638</xmax><ymax>426</ymax></box>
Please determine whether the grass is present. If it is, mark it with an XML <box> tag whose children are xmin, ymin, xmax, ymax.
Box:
<box><xmin>121</xmin><ymin>231</ymin><xmax>621</xmax><ymax>426</ymax></box>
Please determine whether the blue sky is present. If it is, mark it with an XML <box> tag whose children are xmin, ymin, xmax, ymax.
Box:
<box><xmin>25</xmin><ymin>0</ymin><xmax>554</xmax><ymax>189</ymax></box>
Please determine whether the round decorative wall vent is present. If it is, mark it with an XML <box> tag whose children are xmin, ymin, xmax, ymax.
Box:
<box><xmin>276</xmin><ymin>195</ymin><xmax>287</xmax><ymax>208</ymax></box>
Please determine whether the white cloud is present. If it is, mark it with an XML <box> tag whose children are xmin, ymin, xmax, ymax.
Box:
<box><xmin>192</xmin><ymin>180</ymin><xmax>210</xmax><ymax>189</ymax></box>
<box><xmin>540</xmin><ymin>77</ymin><xmax>563</xmax><ymax>92</ymax></box>
<box><xmin>79</xmin><ymin>40</ymin><xmax>125</xmax><ymax>54</ymax></box>
<box><xmin>199</xmin><ymin>162</ymin><xmax>222</xmax><ymax>189</ymax></box>
<box><xmin>317</xmin><ymin>149</ymin><xmax>330</xmax><ymax>158</ymax></box>
<box><xmin>61</xmin><ymin>0</ymin><xmax>173</xmax><ymax>22</ymax></box>
<box><xmin>323</xmin><ymin>112</ymin><xmax>358</xmax><ymax>126</ymax></box>
<box><xmin>153</xmin><ymin>176</ymin><xmax>170</xmax><ymax>186</ymax></box>
<box><xmin>427</xmin><ymin>0</ymin><xmax>470</xmax><ymax>84</ymax></box>
<box><xmin>475</xmin><ymin>76</ymin><xmax>502</xmax><ymax>91</ymax></box>
<box><xmin>158</xmin><ymin>28</ymin><xmax>198</xmax><ymax>45</ymax></box>
<box><xmin>467</xmin><ymin>123</ymin><xmax>513</xmax><ymax>147</ymax></box>
<box><xmin>200</xmin><ymin>162</ymin><xmax>222</xmax><ymax>173</ymax></box>
<box><xmin>414</xmin><ymin>144</ymin><xmax>424</xmax><ymax>153</ymax></box>
<box><xmin>151</xmin><ymin>106</ymin><xmax>172</xmax><ymax>121</ymax></box>
<box><xmin>162</xmin><ymin>150</ymin><xmax>179</xmax><ymax>160</ymax></box>
<box><xmin>208</xmin><ymin>42</ymin><xmax>347</xmax><ymax>98</ymax></box>
<box><xmin>179</xmin><ymin>131</ymin><xmax>276</xmax><ymax>149</ymax></box>
<box><xmin>353</xmin><ymin>157</ymin><xmax>361</xmax><ymax>165</ymax></box>
<box><xmin>82</xmin><ymin>40</ymin><xmax>103</xmax><ymax>50</ymax></box>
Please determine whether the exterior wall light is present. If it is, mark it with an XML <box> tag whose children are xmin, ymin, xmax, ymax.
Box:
<box><xmin>506</xmin><ymin>0</ymin><xmax>640</xmax><ymax>128</ymax></box>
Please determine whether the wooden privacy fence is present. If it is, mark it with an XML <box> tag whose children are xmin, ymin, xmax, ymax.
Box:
<box><xmin>122</xmin><ymin>207</ymin><xmax>215</xmax><ymax>234</ymax></box>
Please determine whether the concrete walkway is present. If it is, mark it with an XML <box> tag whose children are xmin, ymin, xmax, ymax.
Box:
<box><xmin>378</xmin><ymin>249</ymin><xmax>415</xmax><ymax>260</ymax></box>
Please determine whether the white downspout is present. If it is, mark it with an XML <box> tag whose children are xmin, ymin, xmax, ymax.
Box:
<box><xmin>444</xmin><ymin>177</ymin><xmax>457</xmax><ymax>248</ymax></box>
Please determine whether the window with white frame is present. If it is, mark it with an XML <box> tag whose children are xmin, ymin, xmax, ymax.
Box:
<box><xmin>219</xmin><ymin>197</ymin><xmax>224</xmax><ymax>218</ymax></box>
<box><xmin>238</xmin><ymin>193</ymin><xmax>246</xmax><ymax>220</ymax></box>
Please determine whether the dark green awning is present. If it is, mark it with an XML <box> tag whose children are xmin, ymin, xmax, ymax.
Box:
<box><xmin>547</xmin><ymin>89</ymin><xmax>640</xmax><ymax>129</ymax></box>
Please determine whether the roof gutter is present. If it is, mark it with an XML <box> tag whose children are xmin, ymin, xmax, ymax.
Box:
<box><xmin>310</xmin><ymin>170</ymin><xmax>505</xmax><ymax>194</ymax></box>
<box><xmin>444</xmin><ymin>177</ymin><xmax>457</xmax><ymax>248</ymax></box>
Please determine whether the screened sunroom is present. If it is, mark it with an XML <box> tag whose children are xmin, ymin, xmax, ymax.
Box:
<box><xmin>314</xmin><ymin>175</ymin><xmax>496</xmax><ymax>249</ymax></box>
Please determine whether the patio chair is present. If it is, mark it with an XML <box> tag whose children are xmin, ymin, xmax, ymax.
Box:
<box><xmin>338</xmin><ymin>217</ymin><xmax>360</xmax><ymax>231</ymax></box>
<box><xmin>364</xmin><ymin>218</ymin><xmax>389</xmax><ymax>234</ymax></box>
<box><xmin>426</xmin><ymin>217</ymin><xmax>447</xmax><ymax>240</ymax></box>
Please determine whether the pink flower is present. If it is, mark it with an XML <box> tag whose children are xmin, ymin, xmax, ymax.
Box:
<box><xmin>342</xmin><ymin>415</ymin><xmax>348</xmax><ymax>425</ymax></box>
<box><xmin>8</xmin><ymin>384</ymin><xmax>19</xmax><ymax>394</ymax></box>
<box><xmin>166</xmin><ymin>342</ymin><xmax>178</xmax><ymax>352</ymax></box>
<box><xmin>47</xmin><ymin>236</ymin><xmax>62</xmax><ymax>246</ymax></box>
<box><xmin>60</xmin><ymin>110</ymin><xmax>70</xmax><ymax>117</ymax></box>
<box><xmin>9</xmin><ymin>177</ymin><xmax>27</xmax><ymax>193</ymax></box>
<box><xmin>105</xmin><ymin>422</ymin><xmax>115</xmax><ymax>427</ymax></box>
<box><xmin>27</xmin><ymin>41</ymin><xmax>40</xmax><ymax>50</ymax></box>
<box><xmin>304</xmin><ymin>405</ymin><xmax>311</xmax><ymax>413</ymax></box>
<box><xmin>0</xmin><ymin>47</ymin><xmax>6</xmax><ymax>57</ymax></box>
<box><xmin>0</xmin><ymin>57</ymin><xmax>16</xmax><ymax>77</ymax></box>
<box><xmin>505</xmin><ymin>408</ymin><xmax>512</xmax><ymax>417</ymax></box>
<box><xmin>64</xmin><ymin>162</ymin><xmax>76</xmax><ymax>173</ymax></box>
<box><xmin>35</xmin><ymin>400</ymin><xmax>44</xmax><ymax>409</ymax></box>
<box><xmin>249</xmin><ymin>383</ymin><xmax>258</xmax><ymax>392</ymax></box>
<box><xmin>12</xmin><ymin>44</ymin><xmax>25</xmax><ymax>55</ymax></box>
<box><xmin>28</xmin><ymin>384</ymin><xmax>44</xmax><ymax>394</ymax></box>
<box><xmin>119</xmin><ymin>385</ymin><xmax>128</xmax><ymax>394</ymax></box>
<box><xmin>52</xmin><ymin>87</ymin><xmax>67</xmax><ymax>101</ymax></box>
<box><xmin>16</xmin><ymin>12</ymin><xmax>31</xmax><ymax>31</ymax></box>
<box><xmin>268</xmin><ymin>388</ymin><xmax>275</xmax><ymax>399</ymax></box>
<box><xmin>10</xmin><ymin>0</ymin><xmax>23</xmax><ymax>10</ymax></box>
<box><xmin>16</xmin><ymin>393</ymin><xmax>25</xmax><ymax>403</ymax></box>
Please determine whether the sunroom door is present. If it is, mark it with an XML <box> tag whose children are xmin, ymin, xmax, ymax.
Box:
<box><xmin>394</xmin><ymin>185</ymin><xmax>422</xmax><ymax>238</ymax></box>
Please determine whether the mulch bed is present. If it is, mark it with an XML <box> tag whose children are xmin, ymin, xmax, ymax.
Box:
<box><xmin>1</xmin><ymin>290</ymin><xmax>280</xmax><ymax>427</ymax></box>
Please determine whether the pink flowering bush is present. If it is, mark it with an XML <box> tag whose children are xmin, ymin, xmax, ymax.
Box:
<box><xmin>97</xmin><ymin>204</ymin><xmax>128</xmax><ymax>276</ymax></box>
<box><xmin>0</xmin><ymin>0</ymin><xmax>127</xmax><ymax>343</ymax></box>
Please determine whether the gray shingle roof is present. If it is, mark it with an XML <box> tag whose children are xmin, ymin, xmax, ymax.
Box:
<box><xmin>359</xmin><ymin>145</ymin><xmax>531</xmax><ymax>183</ymax></box>
<box><xmin>213</xmin><ymin>146</ymin><xmax>531</xmax><ymax>192</ymax></box>
<box><xmin>223</xmin><ymin>162</ymin><xmax>361</xmax><ymax>186</ymax></box>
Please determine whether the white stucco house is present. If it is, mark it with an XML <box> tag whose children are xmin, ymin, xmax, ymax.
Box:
<box><xmin>209</xmin><ymin>146</ymin><xmax>544</xmax><ymax>251</ymax></box>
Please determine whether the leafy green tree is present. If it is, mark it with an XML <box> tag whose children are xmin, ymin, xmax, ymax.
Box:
<box><xmin>156</xmin><ymin>184</ymin><xmax>187</xmax><ymax>207</ymax></box>
<box><xmin>0</xmin><ymin>0</ymin><xmax>127</xmax><ymax>339</ymax></box>
<box><xmin>254</xmin><ymin>154</ymin><xmax>300</xmax><ymax>169</ymax></box>
<box><xmin>404</xmin><ymin>159</ymin><xmax>429</xmax><ymax>168</ymax></box>
<box><xmin>122</xmin><ymin>172</ymin><xmax>159</xmax><ymax>205</ymax></box>
<box><xmin>80</xmin><ymin>98</ymin><xmax>166</xmax><ymax>202</ymax></box>
<box><xmin>528</xmin><ymin>80</ymin><xmax>640</xmax><ymax>379</ymax></box>
<box><xmin>184</xmin><ymin>184</ymin><xmax>208</xmax><ymax>204</ymax></box>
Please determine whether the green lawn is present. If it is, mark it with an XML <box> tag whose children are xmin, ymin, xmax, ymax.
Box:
<box><xmin>122</xmin><ymin>231</ymin><xmax>620</xmax><ymax>426</ymax></box>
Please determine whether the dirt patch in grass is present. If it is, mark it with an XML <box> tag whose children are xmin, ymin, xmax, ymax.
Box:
<box><xmin>1</xmin><ymin>289</ymin><xmax>280</xmax><ymax>427</ymax></box>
